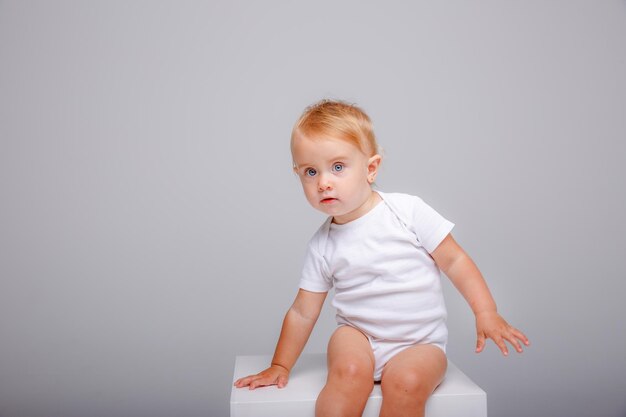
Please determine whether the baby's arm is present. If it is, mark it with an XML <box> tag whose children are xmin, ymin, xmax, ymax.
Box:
<box><xmin>431</xmin><ymin>234</ymin><xmax>530</xmax><ymax>355</ymax></box>
<box><xmin>234</xmin><ymin>289</ymin><xmax>327</xmax><ymax>389</ymax></box>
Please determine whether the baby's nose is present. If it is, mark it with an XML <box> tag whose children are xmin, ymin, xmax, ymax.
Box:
<box><xmin>317</xmin><ymin>175</ymin><xmax>332</xmax><ymax>191</ymax></box>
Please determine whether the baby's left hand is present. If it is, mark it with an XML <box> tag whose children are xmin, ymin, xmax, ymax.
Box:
<box><xmin>475</xmin><ymin>311</ymin><xmax>529</xmax><ymax>355</ymax></box>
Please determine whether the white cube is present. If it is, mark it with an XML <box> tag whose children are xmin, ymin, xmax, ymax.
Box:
<box><xmin>231</xmin><ymin>353</ymin><xmax>487</xmax><ymax>417</ymax></box>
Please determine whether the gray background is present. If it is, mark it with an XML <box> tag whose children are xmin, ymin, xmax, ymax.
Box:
<box><xmin>1</xmin><ymin>1</ymin><xmax>625</xmax><ymax>416</ymax></box>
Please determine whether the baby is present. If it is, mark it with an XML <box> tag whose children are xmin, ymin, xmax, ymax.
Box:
<box><xmin>234</xmin><ymin>99</ymin><xmax>529</xmax><ymax>417</ymax></box>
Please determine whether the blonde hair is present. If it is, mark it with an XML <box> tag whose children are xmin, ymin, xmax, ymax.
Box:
<box><xmin>291</xmin><ymin>99</ymin><xmax>379</xmax><ymax>157</ymax></box>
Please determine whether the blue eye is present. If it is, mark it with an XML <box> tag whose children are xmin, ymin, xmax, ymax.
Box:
<box><xmin>305</xmin><ymin>168</ymin><xmax>317</xmax><ymax>177</ymax></box>
<box><xmin>332</xmin><ymin>163</ymin><xmax>344</xmax><ymax>172</ymax></box>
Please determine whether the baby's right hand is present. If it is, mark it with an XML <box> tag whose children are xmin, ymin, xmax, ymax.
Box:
<box><xmin>233</xmin><ymin>364</ymin><xmax>290</xmax><ymax>390</ymax></box>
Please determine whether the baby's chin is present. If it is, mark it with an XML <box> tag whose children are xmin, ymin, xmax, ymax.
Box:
<box><xmin>314</xmin><ymin>203</ymin><xmax>347</xmax><ymax>219</ymax></box>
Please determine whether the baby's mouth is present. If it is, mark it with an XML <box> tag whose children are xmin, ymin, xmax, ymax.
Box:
<box><xmin>321</xmin><ymin>197</ymin><xmax>338</xmax><ymax>204</ymax></box>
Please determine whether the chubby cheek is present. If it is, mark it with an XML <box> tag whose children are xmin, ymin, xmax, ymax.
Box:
<box><xmin>301</xmin><ymin>183</ymin><xmax>319</xmax><ymax>207</ymax></box>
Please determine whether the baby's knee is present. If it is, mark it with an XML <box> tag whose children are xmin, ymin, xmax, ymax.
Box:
<box><xmin>382</xmin><ymin>370</ymin><xmax>431</xmax><ymax>401</ymax></box>
<box><xmin>318</xmin><ymin>360</ymin><xmax>374</xmax><ymax>415</ymax></box>
<box><xmin>330</xmin><ymin>360</ymin><xmax>373</xmax><ymax>383</ymax></box>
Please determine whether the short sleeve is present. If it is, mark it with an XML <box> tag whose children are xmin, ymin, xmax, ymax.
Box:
<box><xmin>409</xmin><ymin>196</ymin><xmax>455</xmax><ymax>254</ymax></box>
<box><xmin>299</xmin><ymin>239</ymin><xmax>333</xmax><ymax>293</ymax></box>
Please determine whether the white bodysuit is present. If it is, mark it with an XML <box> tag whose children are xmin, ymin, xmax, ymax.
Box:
<box><xmin>299</xmin><ymin>191</ymin><xmax>454</xmax><ymax>380</ymax></box>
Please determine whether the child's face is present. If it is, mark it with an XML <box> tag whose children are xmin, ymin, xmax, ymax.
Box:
<box><xmin>292</xmin><ymin>134</ymin><xmax>381</xmax><ymax>224</ymax></box>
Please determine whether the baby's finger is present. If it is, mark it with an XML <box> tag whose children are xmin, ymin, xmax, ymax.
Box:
<box><xmin>241</xmin><ymin>375</ymin><xmax>262</xmax><ymax>388</ymax></box>
<box><xmin>234</xmin><ymin>375</ymin><xmax>252</xmax><ymax>387</ymax></box>
<box><xmin>237</xmin><ymin>380</ymin><xmax>252</xmax><ymax>388</ymax></box>
<box><xmin>503</xmin><ymin>331</ymin><xmax>523</xmax><ymax>353</ymax></box>
<box><xmin>512</xmin><ymin>327</ymin><xmax>530</xmax><ymax>346</ymax></box>
<box><xmin>475</xmin><ymin>333</ymin><xmax>486</xmax><ymax>353</ymax></box>
<box><xmin>494</xmin><ymin>336</ymin><xmax>509</xmax><ymax>356</ymax></box>
<box><xmin>248</xmin><ymin>376</ymin><xmax>265</xmax><ymax>390</ymax></box>
<box><xmin>247</xmin><ymin>377</ymin><xmax>263</xmax><ymax>390</ymax></box>
<box><xmin>249</xmin><ymin>375</ymin><xmax>276</xmax><ymax>390</ymax></box>
<box><xmin>277</xmin><ymin>374</ymin><xmax>289</xmax><ymax>389</ymax></box>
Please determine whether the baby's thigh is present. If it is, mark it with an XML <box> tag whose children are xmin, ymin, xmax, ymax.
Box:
<box><xmin>380</xmin><ymin>344</ymin><xmax>447</xmax><ymax>397</ymax></box>
<box><xmin>326</xmin><ymin>326</ymin><xmax>375</xmax><ymax>380</ymax></box>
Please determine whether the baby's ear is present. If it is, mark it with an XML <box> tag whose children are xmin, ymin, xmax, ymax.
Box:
<box><xmin>367</xmin><ymin>154</ymin><xmax>382</xmax><ymax>183</ymax></box>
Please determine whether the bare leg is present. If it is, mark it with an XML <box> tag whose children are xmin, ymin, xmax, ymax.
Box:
<box><xmin>316</xmin><ymin>326</ymin><xmax>375</xmax><ymax>417</ymax></box>
<box><xmin>379</xmin><ymin>344</ymin><xmax>447</xmax><ymax>417</ymax></box>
